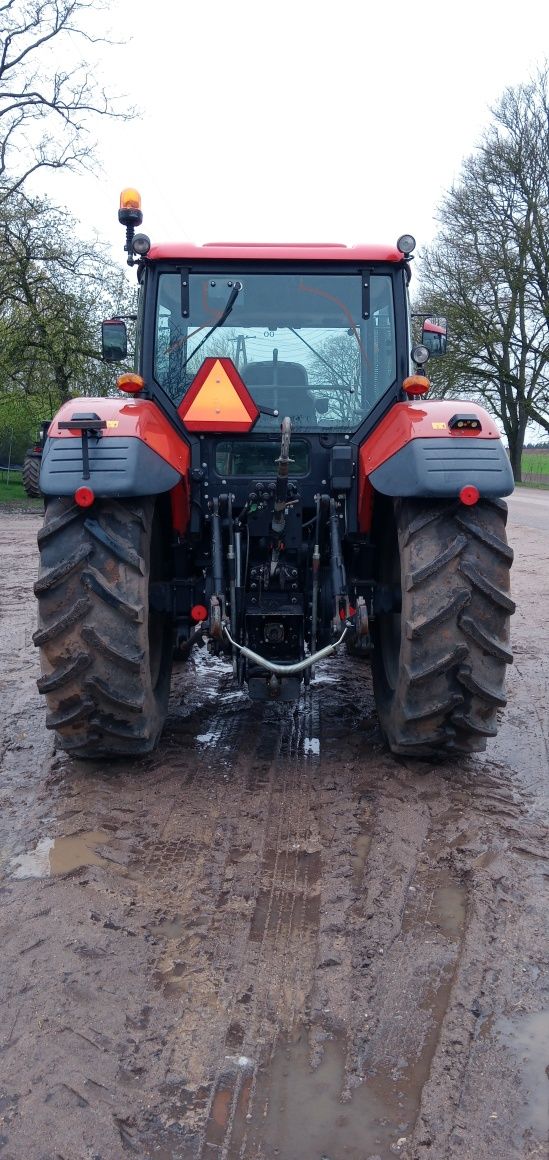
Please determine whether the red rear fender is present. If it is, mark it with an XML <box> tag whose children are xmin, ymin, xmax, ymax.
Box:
<box><xmin>357</xmin><ymin>401</ymin><xmax>512</xmax><ymax>528</ymax></box>
<box><xmin>48</xmin><ymin>397</ymin><xmax>190</xmax><ymax>477</ymax></box>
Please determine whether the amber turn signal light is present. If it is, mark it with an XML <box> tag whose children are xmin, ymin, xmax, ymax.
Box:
<box><xmin>403</xmin><ymin>375</ymin><xmax>430</xmax><ymax>398</ymax></box>
<box><xmin>117</xmin><ymin>373</ymin><xmax>145</xmax><ymax>394</ymax></box>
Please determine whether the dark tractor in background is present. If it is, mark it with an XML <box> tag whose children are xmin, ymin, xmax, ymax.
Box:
<box><xmin>22</xmin><ymin>421</ymin><xmax>50</xmax><ymax>498</ymax></box>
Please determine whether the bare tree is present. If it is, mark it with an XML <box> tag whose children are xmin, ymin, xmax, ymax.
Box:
<box><xmin>0</xmin><ymin>0</ymin><xmax>129</xmax><ymax>200</ymax></box>
<box><xmin>418</xmin><ymin>69</ymin><xmax>549</xmax><ymax>481</ymax></box>
<box><xmin>0</xmin><ymin>191</ymin><xmax>133</xmax><ymax>405</ymax></box>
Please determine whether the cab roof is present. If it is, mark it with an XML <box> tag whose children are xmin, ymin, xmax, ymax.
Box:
<box><xmin>147</xmin><ymin>242</ymin><xmax>405</xmax><ymax>263</ymax></box>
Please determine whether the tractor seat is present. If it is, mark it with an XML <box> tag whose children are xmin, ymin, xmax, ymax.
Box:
<box><xmin>242</xmin><ymin>360</ymin><xmax>317</xmax><ymax>422</ymax></box>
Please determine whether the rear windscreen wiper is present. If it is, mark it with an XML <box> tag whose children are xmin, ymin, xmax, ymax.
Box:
<box><xmin>181</xmin><ymin>281</ymin><xmax>242</xmax><ymax>373</ymax></box>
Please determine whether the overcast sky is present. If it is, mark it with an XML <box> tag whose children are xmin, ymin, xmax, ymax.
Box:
<box><xmin>38</xmin><ymin>0</ymin><xmax>549</xmax><ymax>268</ymax></box>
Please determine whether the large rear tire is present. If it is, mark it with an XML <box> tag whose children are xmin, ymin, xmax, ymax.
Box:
<box><xmin>34</xmin><ymin>497</ymin><xmax>174</xmax><ymax>758</ymax></box>
<box><xmin>22</xmin><ymin>452</ymin><xmax>41</xmax><ymax>498</ymax></box>
<box><xmin>372</xmin><ymin>497</ymin><xmax>514</xmax><ymax>758</ymax></box>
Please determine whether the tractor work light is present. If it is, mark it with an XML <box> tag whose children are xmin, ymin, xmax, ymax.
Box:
<box><xmin>411</xmin><ymin>343</ymin><xmax>430</xmax><ymax>366</ymax></box>
<box><xmin>397</xmin><ymin>234</ymin><xmax>416</xmax><ymax>256</ymax></box>
<box><xmin>117</xmin><ymin>373</ymin><xmax>145</xmax><ymax>394</ymax></box>
<box><xmin>449</xmin><ymin>414</ymin><xmax>482</xmax><ymax>431</ymax></box>
<box><xmin>132</xmin><ymin>232</ymin><xmax>151</xmax><ymax>256</ymax></box>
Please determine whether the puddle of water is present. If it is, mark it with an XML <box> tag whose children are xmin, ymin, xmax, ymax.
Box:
<box><xmin>402</xmin><ymin>869</ymin><xmax>466</xmax><ymax>942</ymax></box>
<box><xmin>196</xmin><ymin>731</ymin><xmax>218</xmax><ymax>746</ymax></box>
<box><xmin>494</xmin><ymin>1010</ymin><xmax>549</xmax><ymax>1140</ymax></box>
<box><xmin>430</xmin><ymin>884</ymin><xmax>466</xmax><ymax>939</ymax></box>
<box><xmin>11</xmin><ymin>831</ymin><xmax>109</xmax><ymax>879</ymax></box>
<box><xmin>351</xmin><ymin>830</ymin><xmax>372</xmax><ymax>893</ymax></box>
<box><xmin>203</xmin><ymin>1057</ymin><xmax>254</xmax><ymax>1153</ymax></box>
<box><xmin>151</xmin><ymin>915</ymin><xmax>187</xmax><ymax>939</ymax></box>
<box><xmin>248</xmin><ymin>1033</ymin><xmax>403</xmax><ymax>1160</ymax></box>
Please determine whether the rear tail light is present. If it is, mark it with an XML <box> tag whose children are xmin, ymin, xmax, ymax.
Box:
<box><xmin>190</xmin><ymin>604</ymin><xmax>208</xmax><ymax>622</ymax></box>
<box><xmin>459</xmin><ymin>485</ymin><xmax>480</xmax><ymax>506</ymax></box>
<box><xmin>74</xmin><ymin>486</ymin><xmax>95</xmax><ymax>508</ymax></box>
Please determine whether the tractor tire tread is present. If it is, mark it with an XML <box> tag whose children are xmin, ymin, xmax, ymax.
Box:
<box><xmin>405</xmin><ymin>588</ymin><xmax>471</xmax><ymax>640</ymax></box>
<box><xmin>37</xmin><ymin>651</ymin><xmax>91</xmax><ymax>693</ymax></box>
<box><xmin>81</xmin><ymin>625</ymin><xmax>143</xmax><ymax>671</ymax></box>
<box><xmin>457</xmin><ymin>663</ymin><xmax>507</xmax><ymax>707</ymax></box>
<box><xmin>401</xmin><ymin>500</ymin><xmax>458</xmax><ymax>545</ymax></box>
<box><xmin>405</xmin><ymin>643</ymin><xmax>469</xmax><ymax>684</ymax></box>
<box><xmin>46</xmin><ymin>697</ymin><xmax>95</xmax><ymax>729</ymax></box>
<box><xmin>22</xmin><ymin>454</ymin><xmax>42</xmax><ymax>498</ymax></box>
<box><xmin>37</xmin><ymin>505</ymin><xmax>80</xmax><ymax>544</ymax></box>
<box><xmin>85</xmin><ymin>675</ymin><xmax>144</xmax><ymax>713</ymax></box>
<box><xmin>83</xmin><ymin>517</ymin><xmax>145</xmax><ymax>573</ymax></box>
<box><xmin>35</xmin><ymin>496</ymin><xmax>173</xmax><ymax>758</ymax></box>
<box><xmin>459</xmin><ymin>615</ymin><xmax>514</xmax><ymax>663</ymax></box>
<box><xmin>32</xmin><ymin>597</ymin><xmax>91</xmax><ymax>646</ymax></box>
<box><xmin>372</xmin><ymin>497</ymin><xmax>513</xmax><ymax>759</ymax></box>
<box><xmin>459</xmin><ymin>558</ymin><xmax>516</xmax><ymax>612</ymax></box>
<box><xmin>455</xmin><ymin>512</ymin><xmax>514</xmax><ymax>561</ymax></box>
<box><xmin>405</xmin><ymin>533</ymin><xmax>468</xmax><ymax>589</ymax></box>
<box><xmin>81</xmin><ymin>566</ymin><xmax>144</xmax><ymax>621</ymax></box>
<box><xmin>34</xmin><ymin>544</ymin><xmax>93</xmax><ymax>594</ymax></box>
<box><xmin>403</xmin><ymin>692</ymin><xmax>464</xmax><ymax>722</ymax></box>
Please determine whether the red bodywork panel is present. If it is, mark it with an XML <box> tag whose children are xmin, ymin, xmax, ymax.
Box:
<box><xmin>358</xmin><ymin>400</ymin><xmax>501</xmax><ymax>531</ymax></box>
<box><xmin>49</xmin><ymin>397</ymin><xmax>190</xmax><ymax>476</ymax></box>
<box><xmin>49</xmin><ymin>397</ymin><xmax>191</xmax><ymax>531</ymax></box>
<box><xmin>148</xmin><ymin>242</ymin><xmax>405</xmax><ymax>264</ymax></box>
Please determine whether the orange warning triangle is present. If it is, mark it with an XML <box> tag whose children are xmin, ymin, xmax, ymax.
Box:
<box><xmin>179</xmin><ymin>358</ymin><xmax>259</xmax><ymax>432</ymax></box>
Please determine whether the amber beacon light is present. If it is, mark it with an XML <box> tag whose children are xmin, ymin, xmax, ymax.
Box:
<box><xmin>117</xmin><ymin>373</ymin><xmax>145</xmax><ymax>394</ymax></box>
<box><xmin>119</xmin><ymin>188</ymin><xmax>142</xmax><ymax>220</ymax></box>
<box><xmin>118</xmin><ymin>188</ymin><xmax>143</xmax><ymax>264</ymax></box>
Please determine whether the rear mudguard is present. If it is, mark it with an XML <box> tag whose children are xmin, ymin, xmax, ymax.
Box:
<box><xmin>40</xmin><ymin>396</ymin><xmax>190</xmax><ymax>504</ymax></box>
<box><xmin>358</xmin><ymin>400</ymin><xmax>513</xmax><ymax>521</ymax></box>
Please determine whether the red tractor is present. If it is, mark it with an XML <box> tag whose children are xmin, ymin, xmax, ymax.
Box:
<box><xmin>33</xmin><ymin>190</ymin><xmax>514</xmax><ymax>760</ymax></box>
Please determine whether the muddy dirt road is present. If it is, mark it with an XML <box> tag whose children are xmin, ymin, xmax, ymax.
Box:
<box><xmin>0</xmin><ymin>496</ymin><xmax>548</xmax><ymax>1160</ymax></box>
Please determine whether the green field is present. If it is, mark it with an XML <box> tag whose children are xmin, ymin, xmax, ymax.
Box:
<box><xmin>0</xmin><ymin>472</ymin><xmax>41</xmax><ymax>505</ymax></box>
<box><xmin>522</xmin><ymin>450</ymin><xmax>549</xmax><ymax>475</ymax></box>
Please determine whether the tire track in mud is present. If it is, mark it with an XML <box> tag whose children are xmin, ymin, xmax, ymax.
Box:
<box><xmin>197</xmin><ymin>695</ymin><xmax>323</xmax><ymax>1158</ymax></box>
<box><xmin>98</xmin><ymin>665</ymin><xmax>321</xmax><ymax>1156</ymax></box>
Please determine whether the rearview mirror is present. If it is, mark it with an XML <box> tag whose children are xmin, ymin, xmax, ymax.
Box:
<box><xmin>422</xmin><ymin>317</ymin><xmax>447</xmax><ymax>356</ymax></box>
<box><xmin>102</xmin><ymin>318</ymin><xmax>128</xmax><ymax>363</ymax></box>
